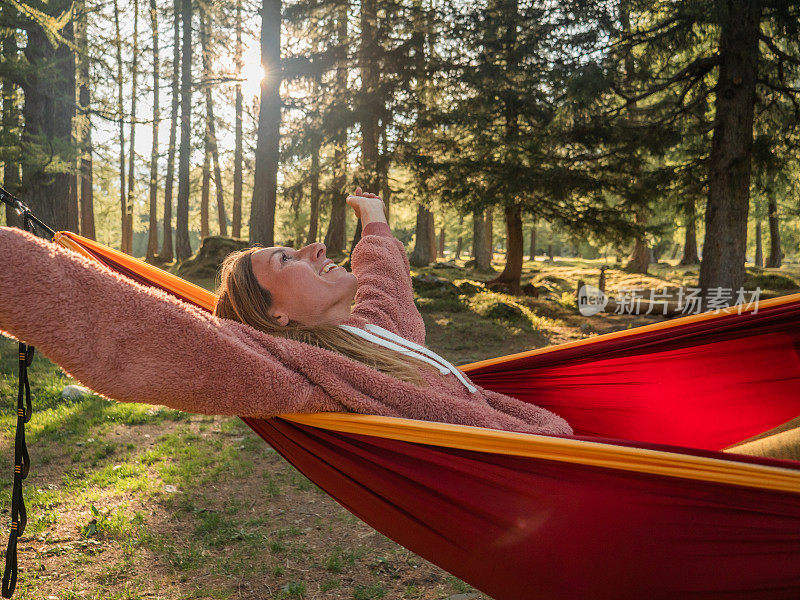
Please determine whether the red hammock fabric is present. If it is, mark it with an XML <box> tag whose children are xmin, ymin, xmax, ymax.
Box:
<box><xmin>464</xmin><ymin>297</ymin><xmax>800</xmax><ymax>451</ymax></box>
<box><xmin>58</xmin><ymin>232</ymin><xmax>800</xmax><ymax>600</ymax></box>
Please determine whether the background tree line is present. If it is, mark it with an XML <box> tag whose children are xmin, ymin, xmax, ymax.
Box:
<box><xmin>1</xmin><ymin>0</ymin><xmax>799</xmax><ymax>298</ymax></box>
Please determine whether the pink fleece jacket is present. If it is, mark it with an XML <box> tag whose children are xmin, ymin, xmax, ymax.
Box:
<box><xmin>0</xmin><ymin>224</ymin><xmax>573</xmax><ymax>436</ymax></box>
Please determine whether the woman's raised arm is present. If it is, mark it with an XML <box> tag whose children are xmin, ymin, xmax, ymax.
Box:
<box><xmin>345</xmin><ymin>191</ymin><xmax>426</xmax><ymax>345</ymax></box>
<box><xmin>0</xmin><ymin>227</ymin><xmax>339</xmax><ymax>417</ymax></box>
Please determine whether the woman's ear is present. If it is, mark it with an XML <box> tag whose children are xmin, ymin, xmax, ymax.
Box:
<box><xmin>272</xmin><ymin>311</ymin><xmax>290</xmax><ymax>327</ymax></box>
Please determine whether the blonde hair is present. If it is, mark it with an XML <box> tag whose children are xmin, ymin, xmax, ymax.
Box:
<box><xmin>213</xmin><ymin>247</ymin><xmax>426</xmax><ymax>385</ymax></box>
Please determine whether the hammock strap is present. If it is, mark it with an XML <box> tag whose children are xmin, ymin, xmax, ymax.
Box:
<box><xmin>2</xmin><ymin>209</ymin><xmax>38</xmax><ymax>599</ymax></box>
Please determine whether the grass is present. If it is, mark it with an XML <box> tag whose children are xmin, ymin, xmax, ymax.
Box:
<box><xmin>0</xmin><ymin>255</ymin><xmax>798</xmax><ymax>599</ymax></box>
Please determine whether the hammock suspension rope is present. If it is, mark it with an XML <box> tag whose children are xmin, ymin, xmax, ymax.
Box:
<box><xmin>0</xmin><ymin>187</ymin><xmax>52</xmax><ymax>599</ymax></box>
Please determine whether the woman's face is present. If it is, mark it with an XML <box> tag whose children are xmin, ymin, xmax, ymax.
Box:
<box><xmin>250</xmin><ymin>242</ymin><xmax>357</xmax><ymax>327</ymax></box>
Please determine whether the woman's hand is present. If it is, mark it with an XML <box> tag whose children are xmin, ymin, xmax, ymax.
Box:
<box><xmin>347</xmin><ymin>187</ymin><xmax>387</xmax><ymax>227</ymax></box>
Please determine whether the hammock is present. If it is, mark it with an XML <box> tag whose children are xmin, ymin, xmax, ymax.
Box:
<box><xmin>16</xmin><ymin>230</ymin><xmax>800</xmax><ymax>599</ymax></box>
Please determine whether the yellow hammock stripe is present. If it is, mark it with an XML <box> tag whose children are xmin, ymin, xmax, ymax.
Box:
<box><xmin>53</xmin><ymin>232</ymin><xmax>218</xmax><ymax>311</ymax></box>
<box><xmin>53</xmin><ymin>231</ymin><xmax>800</xmax><ymax>494</ymax></box>
<box><xmin>282</xmin><ymin>412</ymin><xmax>800</xmax><ymax>494</ymax></box>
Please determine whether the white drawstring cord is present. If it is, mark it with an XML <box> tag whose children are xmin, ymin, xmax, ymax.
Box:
<box><xmin>340</xmin><ymin>323</ymin><xmax>477</xmax><ymax>393</ymax></box>
<box><xmin>339</xmin><ymin>325</ymin><xmax>450</xmax><ymax>375</ymax></box>
<box><xmin>364</xmin><ymin>324</ymin><xmax>478</xmax><ymax>393</ymax></box>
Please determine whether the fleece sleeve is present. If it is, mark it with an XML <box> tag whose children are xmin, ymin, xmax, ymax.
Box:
<box><xmin>0</xmin><ymin>227</ymin><xmax>339</xmax><ymax>418</ymax></box>
<box><xmin>348</xmin><ymin>223</ymin><xmax>427</xmax><ymax>345</ymax></box>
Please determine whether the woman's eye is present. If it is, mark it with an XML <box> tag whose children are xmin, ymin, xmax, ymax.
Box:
<box><xmin>281</xmin><ymin>252</ymin><xmax>289</xmax><ymax>264</ymax></box>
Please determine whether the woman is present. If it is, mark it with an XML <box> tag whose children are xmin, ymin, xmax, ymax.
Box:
<box><xmin>0</xmin><ymin>189</ymin><xmax>572</xmax><ymax>436</ymax></box>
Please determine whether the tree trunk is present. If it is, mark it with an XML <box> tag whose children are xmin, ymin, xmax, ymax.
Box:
<box><xmin>160</xmin><ymin>0</ymin><xmax>180</xmax><ymax>262</ymax></box>
<box><xmin>323</xmin><ymin>4</ymin><xmax>348</xmax><ymax>254</ymax></box>
<box><xmin>699</xmin><ymin>0</ymin><xmax>761</xmax><ymax>295</ymax></box>
<box><xmin>199</xmin><ymin>10</ymin><xmax>227</xmax><ymax>237</ymax></box>
<box><xmin>175</xmin><ymin>0</ymin><xmax>193</xmax><ymax>260</ymax></box>
<box><xmin>438</xmin><ymin>226</ymin><xmax>445</xmax><ymax>258</ymax></box>
<box><xmin>483</xmin><ymin>207</ymin><xmax>493</xmax><ymax>267</ymax></box>
<box><xmin>626</xmin><ymin>210</ymin><xmax>650</xmax><ymax>273</ymax></box>
<box><xmin>306</xmin><ymin>132</ymin><xmax>320</xmax><ymax>244</ymax></box>
<box><xmin>472</xmin><ymin>209</ymin><xmax>491</xmax><ymax>271</ymax></box>
<box><xmin>21</xmin><ymin>6</ymin><xmax>76</xmax><ymax>232</ymax></box>
<box><xmin>201</xmin><ymin>144</ymin><xmax>210</xmax><ymax>239</ymax></box>
<box><xmin>379</xmin><ymin>120</ymin><xmax>391</xmax><ymax>224</ymax></box>
<box><xmin>232</xmin><ymin>0</ymin><xmax>244</xmax><ymax>238</ymax></box>
<box><xmin>124</xmin><ymin>0</ymin><xmax>140</xmax><ymax>254</ymax></box>
<box><xmin>146</xmin><ymin>0</ymin><xmax>160</xmax><ymax>261</ymax></box>
<box><xmin>427</xmin><ymin>210</ymin><xmax>436</xmax><ymax>261</ymax></box>
<box><xmin>488</xmin><ymin>205</ymin><xmax>524</xmax><ymax>293</ymax></box>
<box><xmin>529</xmin><ymin>226</ymin><xmax>536</xmax><ymax>260</ymax></box>
<box><xmin>455</xmin><ymin>215</ymin><xmax>463</xmax><ymax>259</ymax></box>
<box><xmin>359</xmin><ymin>0</ymin><xmax>379</xmax><ymax>194</ymax></box>
<box><xmin>754</xmin><ymin>218</ymin><xmax>763</xmax><ymax>267</ymax></box>
<box><xmin>306</xmin><ymin>67</ymin><xmax>321</xmax><ymax>244</ymax></box>
<box><xmin>766</xmin><ymin>193</ymin><xmax>781</xmax><ymax>268</ymax></box>
<box><xmin>2</xmin><ymin>26</ymin><xmax>21</xmax><ymax>229</ymax></box>
<box><xmin>679</xmin><ymin>201</ymin><xmax>699</xmax><ymax>265</ymax></box>
<box><xmin>249</xmin><ymin>0</ymin><xmax>281</xmax><ymax>246</ymax></box>
<box><xmin>113</xmin><ymin>0</ymin><xmax>127</xmax><ymax>249</ymax></box>
<box><xmin>410</xmin><ymin>205</ymin><xmax>434</xmax><ymax>267</ymax></box>
<box><xmin>75</xmin><ymin>0</ymin><xmax>95</xmax><ymax>239</ymax></box>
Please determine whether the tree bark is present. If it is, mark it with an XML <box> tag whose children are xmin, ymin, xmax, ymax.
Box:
<box><xmin>455</xmin><ymin>215</ymin><xmax>463</xmax><ymax>259</ymax></box>
<box><xmin>754</xmin><ymin>218</ymin><xmax>763</xmax><ymax>267</ymax></box>
<box><xmin>75</xmin><ymin>0</ymin><xmax>95</xmax><ymax>239</ymax></box>
<box><xmin>483</xmin><ymin>207</ymin><xmax>493</xmax><ymax>267</ymax></box>
<box><xmin>232</xmin><ymin>0</ymin><xmax>244</xmax><ymax>238</ymax></box>
<box><xmin>146</xmin><ymin>0</ymin><xmax>160</xmax><ymax>261</ymax></box>
<box><xmin>626</xmin><ymin>210</ymin><xmax>650</xmax><ymax>273</ymax></box>
<box><xmin>249</xmin><ymin>0</ymin><xmax>281</xmax><ymax>246</ymax></box>
<box><xmin>359</xmin><ymin>0</ymin><xmax>380</xmax><ymax>193</ymax></box>
<box><xmin>201</xmin><ymin>144</ymin><xmax>210</xmax><ymax>239</ymax></box>
<box><xmin>2</xmin><ymin>27</ymin><xmax>21</xmax><ymax>229</ymax></box>
<box><xmin>323</xmin><ymin>3</ymin><xmax>348</xmax><ymax>254</ymax></box>
<box><xmin>123</xmin><ymin>0</ymin><xmax>139</xmax><ymax>254</ymax></box>
<box><xmin>306</xmin><ymin>70</ymin><xmax>321</xmax><ymax>244</ymax></box>
<box><xmin>472</xmin><ymin>209</ymin><xmax>491</xmax><ymax>271</ymax></box>
<box><xmin>21</xmin><ymin>2</ymin><xmax>76</xmax><ymax>232</ymax></box>
<box><xmin>113</xmin><ymin>0</ymin><xmax>127</xmax><ymax>249</ymax></box>
<box><xmin>160</xmin><ymin>0</ymin><xmax>180</xmax><ymax>262</ymax></box>
<box><xmin>679</xmin><ymin>201</ymin><xmax>699</xmax><ymax>265</ymax></box>
<box><xmin>306</xmin><ymin>131</ymin><xmax>320</xmax><ymax>244</ymax></box>
<box><xmin>766</xmin><ymin>193</ymin><xmax>781</xmax><ymax>268</ymax></box>
<box><xmin>699</xmin><ymin>0</ymin><xmax>762</xmax><ymax>295</ymax></box>
<box><xmin>427</xmin><ymin>210</ymin><xmax>436</xmax><ymax>261</ymax></box>
<box><xmin>488</xmin><ymin>205</ymin><xmax>524</xmax><ymax>293</ymax></box>
<box><xmin>410</xmin><ymin>205</ymin><xmax>434</xmax><ymax>266</ymax></box>
<box><xmin>199</xmin><ymin>10</ymin><xmax>227</xmax><ymax>237</ymax></box>
<box><xmin>529</xmin><ymin>226</ymin><xmax>536</xmax><ymax>260</ymax></box>
<box><xmin>175</xmin><ymin>0</ymin><xmax>193</xmax><ymax>260</ymax></box>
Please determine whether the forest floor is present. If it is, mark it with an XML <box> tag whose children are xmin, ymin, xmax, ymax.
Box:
<box><xmin>1</xmin><ymin>254</ymin><xmax>799</xmax><ymax>600</ymax></box>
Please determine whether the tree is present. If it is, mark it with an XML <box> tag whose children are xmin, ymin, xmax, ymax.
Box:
<box><xmin>249</xmin><ymin>0</ymin><xmax>281</xmax><ymax>246</ymax></box>
<box><xmin>146</xmin><ymin>0</ymin><xmax>160</xmax><ymax>262</ymax></box>
<box><xmin>75</xmin><ymin>0</ymin><xmax>95</xmax><ymax>239</ymax></box>
<box><xmin>698</xmin><ymin>0</ymin><xmax>762</xmax><ymax>295</ymax></box>
<box><xmin>175</xmin><ymin>0</ymin><xmax>193</xmax><ymax>260</ymax></box>
<box><xmin>199</xmin><ymin>6</ymin><xmax>227</xmax><ymax>237</ymax></box>
<box><xmin>21</xmin><ymin>0</ymin><xmax>77</xmax><ymax>231</ymax></box>
<box><xmin>159</xmin><ymin>0</ymin><xmax>180</xmax><ymax>262</ymax></box>
<box><xmin>1</xmin><ymin>16</ymin><xmax>22</xmax><ymax>230</ymax></box>
<box><xmin>123</xmin><ymin>0</ymin><xmax>140</xmax><ymax>254</ymax></box>
<box><xmin>232</xmin><ymin>0</ymin><xmax>244</xmax><ymax>238</ymax></box>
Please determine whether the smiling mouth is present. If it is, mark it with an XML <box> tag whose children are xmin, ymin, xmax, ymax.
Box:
<box><xmin>320</xmin><ymin>262</ymin><xmax>337</xmax><ymax>275</ymax></box>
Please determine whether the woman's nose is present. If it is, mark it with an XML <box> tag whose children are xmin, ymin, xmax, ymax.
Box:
<box><xmin>300</xmin><ymin>242</ymin><xmax>326</xmax><ymax>261</ymax></box>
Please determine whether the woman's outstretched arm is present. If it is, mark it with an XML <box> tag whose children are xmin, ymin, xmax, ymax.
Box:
<box><xmin>0</xmin><ymin>226</ymin><xmax>339</xmax><ymax>417</ymax></box>
<box><xmin>346</xmin><ymin>191</ymin><xmax>426</xmax><ymax>345</ymax></box>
